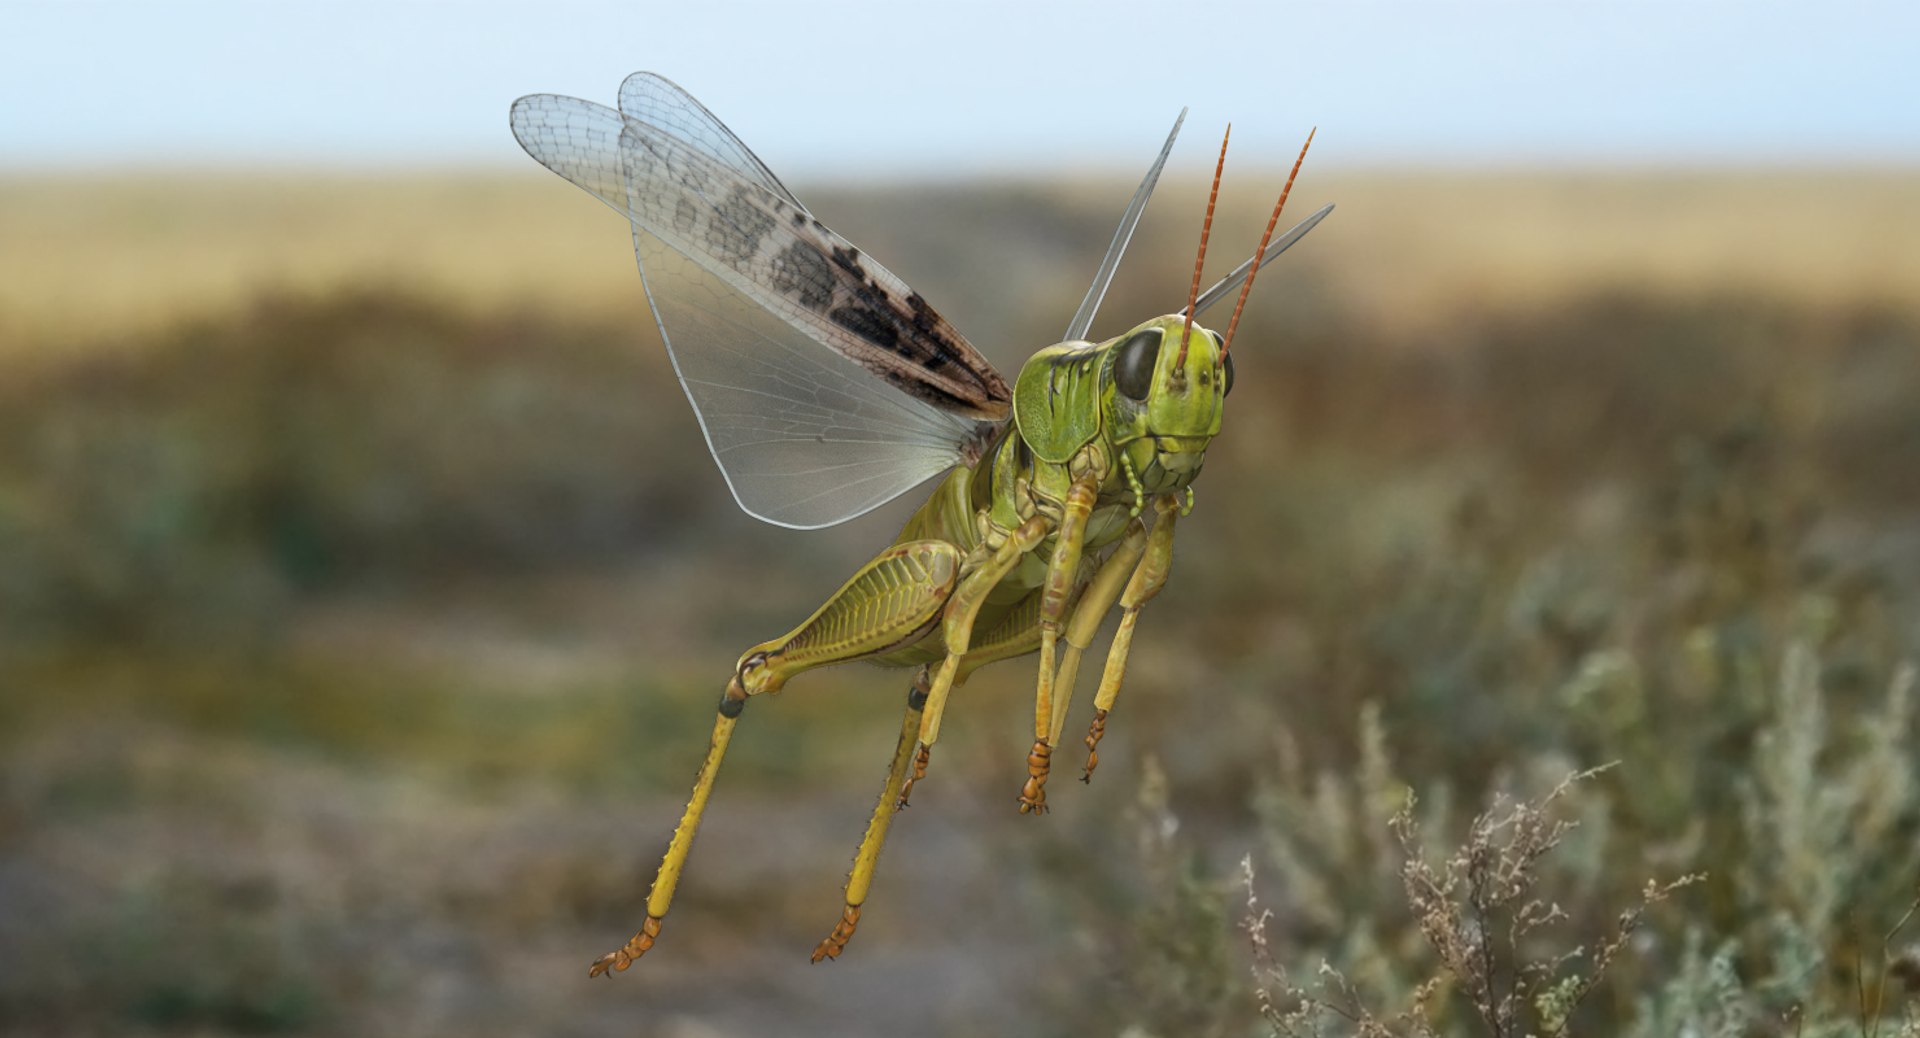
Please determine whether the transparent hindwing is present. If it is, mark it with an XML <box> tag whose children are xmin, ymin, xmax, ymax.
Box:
<box><xmin>510</xmin><ymin>77</ymin><xmax>1008</xmax><ymax>529</ymax></box>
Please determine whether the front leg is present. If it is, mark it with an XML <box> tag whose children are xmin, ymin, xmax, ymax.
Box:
<box><xmin>1019</xmin><ymin>473</ymin><xmax>1100</xmax><ymax>814</ymax></box>
<box><xmin>1082</xmin><ymin>493</ymin><xmax>1179</xmax><ymax>782</ymax></box>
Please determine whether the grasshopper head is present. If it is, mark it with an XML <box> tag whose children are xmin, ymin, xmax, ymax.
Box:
<box><xmin>1097</xmin><ymin>120</ymin><xmax>1312</xmax><ymax>496</ymax></box>
<box><xmin>1104</xmin><ymin>314</ymin><xmax>1231</xmax><ymax>489</ymax></box>
<box><xmin>1017</xmin><ymin>122</ymin><xmax>1311</xmax><ymax>501</ymax></box>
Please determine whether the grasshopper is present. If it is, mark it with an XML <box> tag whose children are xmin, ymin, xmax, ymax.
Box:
<box><xmin>509</xmin><ymin>73</ymin><xmax>1328</xmax><ymax>974</ymax></box>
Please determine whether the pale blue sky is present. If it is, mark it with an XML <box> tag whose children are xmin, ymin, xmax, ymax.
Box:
<box><xmin>4</xmin><ymin>0</ymin><xmax>1916</xmax><ymax>175</ymax></box>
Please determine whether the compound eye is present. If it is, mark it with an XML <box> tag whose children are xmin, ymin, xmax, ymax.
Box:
<box><xmin>1222</xmin><ymin>350</ymin><xmax>1236</xmax><ymax>397</ymax></box>
<box><xmin>1114</xmin><ymin>328</ymin><xmax>1162</xmax><ymax>401</ymax></box>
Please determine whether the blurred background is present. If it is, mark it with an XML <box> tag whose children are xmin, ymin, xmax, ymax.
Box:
<box><xmin>3</xmin><ymin>2</ymin><xmax>1918</xmax><ymax>1036</ymax></box>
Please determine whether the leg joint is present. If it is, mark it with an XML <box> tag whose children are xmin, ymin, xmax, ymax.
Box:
<box><xmin>718</xmin><ymin>678</ymin><xmax>748</xmax><ymax>718</ymax></box>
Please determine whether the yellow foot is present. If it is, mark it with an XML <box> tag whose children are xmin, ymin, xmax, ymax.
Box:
<box><xmin>1081</xmin><ymin>708</ymin><xmax>1108</xmax><ymax>783</ymax></box>
<box><xmin>810</xmin><ymin>904</ymin><xmax>861</xmax><ymax>962</ymax></box>
<box><xmin>1017</xmin><ymin>739</ymin><xmax>1052</xmax><ymax>814</ymax></box>
<box><xmin>896</xmin><ymin>743</ymin><xmax>932</xmax><ymax>809</ymax></box>
<box><xmin>588</xmin><ymin>915</ymin><xmax>662</xmax><ymax>977</ymax></box>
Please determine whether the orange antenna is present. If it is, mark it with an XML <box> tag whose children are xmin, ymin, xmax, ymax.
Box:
<box><xmin>1178</xmin><ymin>124</ymin><xmax>1230</xmax><ymax>369</ymax></box>
<box><xmin>1222</xmin><ymin>127</ymin><xmax>1313</xmax><ymax>356</ymax></box>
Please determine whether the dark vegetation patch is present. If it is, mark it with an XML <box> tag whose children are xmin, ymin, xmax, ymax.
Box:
<box><xmin>2</xmin><ymin>290</ymin><xmax>1917</xmax><ymax>1035</ymax></box>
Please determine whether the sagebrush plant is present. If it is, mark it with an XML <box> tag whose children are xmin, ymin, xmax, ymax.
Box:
<box><xmin>1244</xmin><ymin>767</ymin><xmax>1699</xmax><ymax>1038</ymax></box>
<box><xmin>1095</xmin><ymin>352</ymin><xmax>1920</xmax><ymax>1036</ymax></box>
<box><xmin>1113</xmin><ymin>634</ymin><xmax>1920</xmax><ymax>1037</ymax></box>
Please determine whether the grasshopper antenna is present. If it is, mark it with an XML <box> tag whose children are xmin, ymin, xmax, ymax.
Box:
<box><xmin>1178</xmin><ymin>125</ymin><xmax>1231</xmax><ymax>369</ymax></box>
<box><xmin>1222</xmin><ymin>128</ymin><xmax>1314</xmax><ymax>354</ymax></box>
<box><xmin>1186</xmin><ymin>203</ymin><xmax>1332</xmax><ymax>319</ymax></box>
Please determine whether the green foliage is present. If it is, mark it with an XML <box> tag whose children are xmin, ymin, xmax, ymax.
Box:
<box><xmin>1116</xmin><ymin>757</ymin><xmax>1241</xmax><ymax>1038</ymax></box>
<box><xmin>1145</xmin><ymin>555</ymin><xmax>1918</xmax><ymax>1036</ymax></box>
<box><xmin>1074</xmin><ymin>293</ymin><xmax>1920</xmax><ymax>1035</ymax></box>
<box><xmin>0</xmin><ymin>294</ymin><xmax>721</xmax><ymax>646</ymax></box>
<box><xmin>2</xmin><ymin>866</ymin><xmax>337</xmax><ymax>1034</ymax></box>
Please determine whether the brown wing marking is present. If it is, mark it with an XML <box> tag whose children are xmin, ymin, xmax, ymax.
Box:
<box><xmin>623</xmin><ymin>128</ymin><xmax>1010</xmax><ymax>421</ymax></box>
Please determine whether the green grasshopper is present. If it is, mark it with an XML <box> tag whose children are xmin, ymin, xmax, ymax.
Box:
<box><xmin>509</xmin><ymin>73</ymin><xmax>1328</xmax><ymax>975</ymax></box>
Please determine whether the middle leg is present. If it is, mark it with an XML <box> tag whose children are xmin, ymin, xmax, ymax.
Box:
<box><xmin>1047</xmin><ymin>515</ymin><xmax>1150</xmax><ymax>748</ymax></box>
<box><xmin>911</xmin><ymin>516</ymin><xmax>1051</xmax><ymax>786</ymax></box>
<box><xmin>1082</xmin><ymin>494</ymin><xmax>1180</xmax><ymax>782</ymax></box>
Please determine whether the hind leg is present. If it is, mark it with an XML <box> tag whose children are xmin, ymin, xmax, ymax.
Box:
<box><xmin>589</xmin><ymin>541</ymin><xmax>962</xmax><ymax>976</ymax></box>
<box><xmin>812</xmin><ymin>668</ymin><xmax>930</xmax><ymax>962</ymax></box>
<box><xmin>815</xmin><ymin>583</ymin><xmax>1076</xmax><ymax>960</ymax></box>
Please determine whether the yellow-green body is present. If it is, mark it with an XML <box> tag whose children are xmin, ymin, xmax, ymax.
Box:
<box><xmin>752</xmin><ymin>313</ymin><xmax>1226</xmax><ymax>678</ymax></box>
<box><xmin>592</xmin><ymin>313</ymin><xmax>1232</xmax><ymax>976</ymax></box>
<box><xmin>513</xmin><ymin>69</ymin><xmax>1323</xmax><ymax>980</ymax></box>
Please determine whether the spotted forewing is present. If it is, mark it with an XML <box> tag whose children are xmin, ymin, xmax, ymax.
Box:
<box><xmin>511</xmin><ymin>87</ymin><xmax>1009</xmax><ymax>423</ymax></box>
<box><xmin>510</xmin><ymin>76</ymin><xmax>1024</xmax><ymax>528</ymax></box>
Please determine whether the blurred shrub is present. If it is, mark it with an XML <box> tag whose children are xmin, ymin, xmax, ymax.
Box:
<box><xmin>3</xmin><ymin>865</ymin><xmax>342</xmax><ymax>1035</ymax></box>
<box><xmin>0</xmin><ymin>293</ymin><xmax>724</xmax><ymax>645</ymax></box>
<box><xmin>5</xmin><ymin>291</ymin><xmax>1914</xmax><ymax>652</ymax></box>
<box><xmin>5</xmin><ymin>287</ymin><xmax>1919</xmax><ymax>1035</ymax></box>
<box><xmin>1080</xmin><ymin>370</ymin><xmax>1920</xmax><ymax>1034</ymax></box>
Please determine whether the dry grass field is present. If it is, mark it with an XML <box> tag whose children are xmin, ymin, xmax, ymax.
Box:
<box><xmin>1</xmin><ymin>168</ymin><xmax>1917</xmax><ymax>1037</ymax></box>
<box><xmin>5</xmin><ymin>170</ymin><xmax>1917</xmax><ymax>347</ymax></box>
